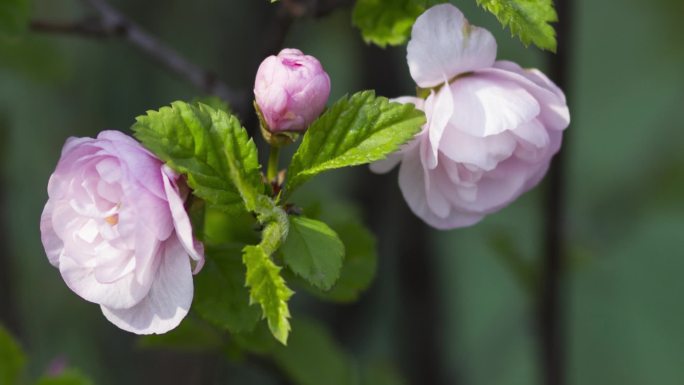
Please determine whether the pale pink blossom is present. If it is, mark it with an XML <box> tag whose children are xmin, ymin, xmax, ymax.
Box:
<box><xmin>254</xmin><ymin>48</ymin><xmax>331</xmax><ymax>132</ymax></box>
<box><xmin>372</xmin><ymin>4</ymin><xmax>570</xmax><ymax>229</ymax></box>
<box><xmin>40</xmin><ymin>131</ymin><xmax>204</xmax><ymax>334</ymax></box>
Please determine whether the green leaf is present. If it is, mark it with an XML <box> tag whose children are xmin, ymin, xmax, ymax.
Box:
<box><xmin>35</xmin><ymin>370</ymin><xmax>93</xmax><ymax>385</ymax></box>
<box><xmin>194</xmin><ymin>245</ymin><xmax>262</xmax><ymax>334</ymax></box>
<box><xmin>132</xmin><ymin>101</ymin><xmax>262</xmax><ymax>213</ymax></box>
<box><xmin>137</xmin><ymin>316</ymin><xmax>224</xmax><ymax>352</ymax></box>
<box><xmin>319</xmin><ymin>219</ymin><xmax>377</xmax><ymax>302</ymax></box>
<box><xmin>0</xmin><ymin>0</ymin><xmax>29</xmax><ymax>36</ymax></box>
<box><xmin>477</xmin><ymin>0</ymin><xmax>558</xmax><ymax>51</ymax></box>
<box><xmin>280</xmin><ymin>216</ymin><xmax>344</xmax><ymax>290</ymax></box>
<box><xmin>272</xmin><ymin>318</ymin><xmax>354</xmax><ymax>385</ymax></box>
<box><xmin>190</xmin><ymin>96</ymin><xmax>232</xmax><ymax>114</ymax></box>
<box><xmin>286</xmin><ymin>91</ymin><xmax>425</xmax><ymax>194</ymax></box>
<box><xmin>352</xmin><ymin>0</ymin><xmax>441</xmax><ymax>47</ymax></box>
<box><xmin>243</xmin><ymin>242</ymin><xmax>294</xmax><ymax>345</ymax></box>
<box><xmin>0</xmin><ymin>325</ymin><xmax>25</xmax><ymax>385</ymax></box>
<box><xmin>286</xmin><ymin>203</ymin><xmax>378</xmax><ymax>303</ymax></box>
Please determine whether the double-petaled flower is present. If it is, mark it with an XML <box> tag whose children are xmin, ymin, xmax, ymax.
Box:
<box><xmin>41</xmin><ymin>131</ymin><xmax>204</xmax><ymax>334</ymax></box>
<box><xmin>372</xmin><ymin>4</ymin><xmax>570</xmax><ymax>229</ymax></box>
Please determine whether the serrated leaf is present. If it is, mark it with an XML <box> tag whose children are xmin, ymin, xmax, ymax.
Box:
<box><xmin>272</xmin><ymin>318</ymin><xmax>354</xmax><ymax>385</ymax></box>
<box><xmin>352</xmin><ymin>0</ymin><xmax>442</xmax><ymax>47</ymax></box>
<box><xmin>319</xmin><ymin>219</ymin><xmax>377</xmax><ymax>302</ymax></box>
<box><xmin>243</xmin><ymin>242</ymin><xmax>294</xmax><ymax>345</ymax></box>
<box><xmin>0</xmin><ymin>0</ymin><xmax>29</xmax><ymax>36</ymax></box>
<box><xmin>286</xmin><ymin>91</ymin><xmax>425</xmax><ymax>194</ymax></box>
<box><xmin>132</xmin><ymin>101</ymin><xmax>262</xmax><ymax>213</ymax></box>
<box><xmin>35</xmin><ymin>370</ymin><xmax>93</xmax><ymax>385</ymax></box>
<box><xmin>194</xmin><ymin>246</ymin><xmax>262</xmax><ymax>334</ymax></box>
<box><xmin>477</xmin><ymin>0</ymin><xmax>558</xmax><ymax>51</ymax></box>
<box><xmin>281</xmin><ymin>216</ymin><xmax>344</xmax><ymax>290</ymax></box>
<box><xmin>287</xmin><ymin>203</ymin><xmax>378</xmax><ymax>303</ymax></box>
<box><xmin>0</xmin><ymin>325</ymin><xmax>25</xmax><ymax>385</ymax></box>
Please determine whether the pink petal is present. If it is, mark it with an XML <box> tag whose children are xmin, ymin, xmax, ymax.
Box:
<box><xmin>40</xmin><ymin>201</ymin><xmax>62</xmax><ymax>267</ymax></box>
<box><xmin>100</xmin><ymin>237</ymin><xmax>193</xmax><ymax>334</ymax></box>
<box><xmin>407</xmin><ymin>4</ymin><xmax>497</xmax><ymax>88</ymax></box>
<box><xmin>449</xmin><ymin>74</ymin><xmax>540</xmax><ymax>137</ymax></box>
<box><xmin>424</xmin><ymin>84</ymin><xmax>454</xmax><ymax>169</ymax></box>
<box><xmin>162</xmin><ymin>167</ymin><xmax>204</xmax><ymax>273</ymax></box>
<box><xmin>486</xmin><ymin>62</ymin><xmax>570</xmax><ymax>131</ymax></box>
<box><xmin>59</xmin><ymin>252</ymin><xmax>154</xmax><ymax>310</ymax></box>
<box><xmin>398</xmin><ymin>146</ymin><xmax>483</xmax><ymax>229</ymax></box>
<box><xmin>440</xmin><ymin>126</ymin><xmax>517</xmax><ymax>171</ymax></box>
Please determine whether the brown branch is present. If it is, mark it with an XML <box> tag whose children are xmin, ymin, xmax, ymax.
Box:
<box><xmin>30</xmin><ymin>0</ymin><xmax>247</xmax><ymax>114</ymax></box>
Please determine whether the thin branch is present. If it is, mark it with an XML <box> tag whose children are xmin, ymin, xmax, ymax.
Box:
<box><xmin>30</xmin><ymin>0</ymin><xmax>247</xmax><ymax>113</ymax></box>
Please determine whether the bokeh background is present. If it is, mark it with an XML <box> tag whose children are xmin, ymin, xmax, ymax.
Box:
<box><xmin>1</xmin><ymin>0</ymin><xmax>683</xmax><ymax>384</ymax></box>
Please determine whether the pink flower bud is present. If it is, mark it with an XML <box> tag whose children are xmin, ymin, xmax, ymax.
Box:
<box><xmin>254</xmin><ymin>48</ymin><xmax>331</xmax><ymax>132</ymax></box>
<box><xmin>40</xmin><ymin>131</ymin><xmax>204</xmax><ymax>334</ymax></box>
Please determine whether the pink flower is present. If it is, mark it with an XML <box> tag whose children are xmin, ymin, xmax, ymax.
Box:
<box><xmin>254</xmin><ymin>48</ymin><xmax>331</xmax><ymax>132</ymax></box>
<box><xmin>372</xmin><ymin>4</ymin><xmax>570</xmax><ymax>229</ymax></box>
<box><xmin>40</xmin><ymin>131</ymin><xmax>204</xmax><ymax>334</ymax></box>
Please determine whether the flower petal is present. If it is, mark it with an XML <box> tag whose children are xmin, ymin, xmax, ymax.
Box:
<box><xmin>100</xmin><ymin>237</ymin><xmax>193</xmax><ymax>335</ymax></box>
<box><xmin>161</xmin><ymin>166</ymin><xmax>204</xmax><ymax>273</ymax></box>
<box><xmin>424</xmin><ymin>84</ymin><xmax>454</xmax><ymax>169</ymax></box>
<box><xmin>398</xmin><ymin>146</ymin><xmax>483</xmax><ymax>229</ymax></box>
<box><xmin>40</xmin><ymin>201</ymin><xmax>62</xmax><ymax>267</ymax></box>
<box><xmin>407</xmin><ymin>4</ymin><xmax>497</xmax><ymax>88</ymax></box>
<box><xmin>59</xmin><ymin>252</ymin><xmax>154</xmax><ymax>310</ymax></box>
<box><xmin>487</xmin><ymin>62</ymin><xmax>570</xmax><ymax>131</ymax></box>
<box><xmin>440</xmin><ymin>126</ymin><xmax>517</xmax><ymax>171</ymax></box>
<box><xmin>449</xmin><ymin>74</ymin><xmax>540</xmax><ymax>137</ymax></box>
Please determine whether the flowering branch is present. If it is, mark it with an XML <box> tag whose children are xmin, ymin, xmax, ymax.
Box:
<box><xmin>30</xmin><ymin>0</ymin><xmax>247</xmax><ymax>114</ymax></box>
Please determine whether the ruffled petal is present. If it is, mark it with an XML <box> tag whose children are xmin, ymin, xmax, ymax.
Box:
<box><xmin>161</xmin><ymin>167</ymin><xmax>204</xmax><ymax>273</ymax></box>
<box><xmin>487</xmin><ymin>62</ymin><xmax>570</xmax><ymax>131</ymax></box>
<box><xmin>449</xmin><ymin>73</ymin><xmax>540</xmax><ymax>137</ymax></box>
<box><xmin>59</xmin><ymin>252</ymin><xmax>154</xmax><ymax>310</ymax></box>
<box><xmin>407</xmin><ymin>4</ymin><xmax>497</xmax><ymax>88</ymax></box>
<box><xmin>398</xmin><ymin>146</ymin><xmax>483</xmax><ymax>230</ymax></box>
<box><xmin>424</xmin><ymin>84</ymin><xmax>454</xmax><ymax>169</ymax></box>
<box><xmin>440</xmin><ymin>126</ymin><xmax>517</xmax><ymax>171</ymax></box>
<box><xmin>40</xmin><ymin>201</ymin><xmax>62</xmax><ymax>267</ymax></box>
<box><xmin>100</xmin><ymin>237</ymin><xmax>193</xmax><ymax>334</ymax></box>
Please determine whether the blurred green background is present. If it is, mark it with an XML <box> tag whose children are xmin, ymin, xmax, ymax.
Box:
<box><xmin>1</xmin><ymin>0</ymin><xmax>683</xmax><ymax>384</ymax></box>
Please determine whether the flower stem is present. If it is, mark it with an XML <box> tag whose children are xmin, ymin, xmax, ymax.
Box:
<box><xmin>267</xmin><ymin>145</ymin><xmax>280</xmax><ymax>182</ymax></box>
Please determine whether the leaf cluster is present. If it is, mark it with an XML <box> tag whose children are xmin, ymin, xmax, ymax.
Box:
<box><xmin>132</xmin><ymin>92</ymin><xmax>424</xmax><ymax>345</ymax></box>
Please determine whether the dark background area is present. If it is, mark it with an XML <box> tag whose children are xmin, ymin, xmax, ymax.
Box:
<box><xmin>1</xmin><ymin>0</ymin><xmax>683</xmax><ymax>384</ymax></box>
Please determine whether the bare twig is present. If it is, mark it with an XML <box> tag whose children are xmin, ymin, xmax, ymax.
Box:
<box><xmin>31</xmin><ymin>0</ymin><xmax>247</xmax><ymax>113</ymax></box>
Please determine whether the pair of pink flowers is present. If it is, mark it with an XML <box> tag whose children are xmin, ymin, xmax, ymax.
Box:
<box><xmin>39</xmin><ymin>4</ymin><xmax>568</xmax><ymax>335</ymax></box>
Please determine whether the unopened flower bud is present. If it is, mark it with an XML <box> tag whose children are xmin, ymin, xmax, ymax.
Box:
<box><xmin>254</xmin><ymin>48</ymin><xmax>331</xmax><ymax>133</ymax></box>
